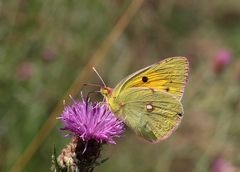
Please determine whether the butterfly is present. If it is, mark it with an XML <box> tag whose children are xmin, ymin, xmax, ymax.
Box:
<box><xmin>100</xmin><ymin>57</ymin><xmax>189</xmax><ymax>143</ymax></box>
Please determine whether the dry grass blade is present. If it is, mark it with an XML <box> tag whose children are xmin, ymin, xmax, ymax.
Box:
<box><xmin>10</xmin><ymin>0</ymin><xmax>145</xmax><ymax>172</ymax></box>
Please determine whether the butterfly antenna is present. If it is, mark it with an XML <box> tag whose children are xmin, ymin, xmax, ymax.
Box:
<box><xmin>80</xmin><ymin>83</ymin><xmax>102</xmax><ymax>88</ymax></box>
<box><xmin>92</xmin><ymin>67</ymin><xmax>106</xmax><ymax>87</ymax></box>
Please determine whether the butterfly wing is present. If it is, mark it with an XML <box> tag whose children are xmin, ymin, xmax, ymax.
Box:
<box><xmin>114</xmin><ymin>57</ymin><xmax>189</xmax><ymax>100</ymax></box>
<box><xmin>111</xmin><ymin>87</ymin><xmax>183</xmax><ymax>143</ymax></box>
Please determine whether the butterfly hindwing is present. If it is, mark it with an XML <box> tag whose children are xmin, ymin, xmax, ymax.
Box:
<box><xmin>114</xmin><ymin>57</ymin><xmax>189</xmax><ymax>100</ymax></box>
<box><xmin>112</xmin><ymin>87</ymin><xmax>183</xmax><ymax>143</ymax></box>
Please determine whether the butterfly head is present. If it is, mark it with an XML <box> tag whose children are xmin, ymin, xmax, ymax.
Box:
<box><xmin>100</xmin><ymin>87</ymin><xmax>113</xmax><ymax>98</ymax></box>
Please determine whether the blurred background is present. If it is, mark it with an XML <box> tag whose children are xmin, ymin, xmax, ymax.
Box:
<box><xmin>1</xmin><ymin>0</ymin><xmax>240</xmax><ymax>171</ymax></box>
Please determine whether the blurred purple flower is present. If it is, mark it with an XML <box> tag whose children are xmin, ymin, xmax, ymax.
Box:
<box><xmin>211</xmin><ymin>156</ymin><xmax>235</xmax><ymax>172</ymax></box>
<box><xmin>58</xmin><ymin>98</ymin><xmax>124</xmax><ymax>144</ymax></box>
<box><xmin>213</xmin><ymin>49</ymin><xmax>232</xmax><ymax>73</ymax></box>
<box><xmin>16</xmin><ymin>61</ymin><xmax>33</xmax><ymax>81</ymax></box>
<box><xmin>42</xmin><ymin>48</ymin><xmax>56</xmax><ymax>62</ymax></box>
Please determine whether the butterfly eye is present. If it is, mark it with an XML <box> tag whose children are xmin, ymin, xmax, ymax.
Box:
<box><xmin>142</xmin><ymin>76</ymin><xmax>148</xmax><ymax>83</ymax></box>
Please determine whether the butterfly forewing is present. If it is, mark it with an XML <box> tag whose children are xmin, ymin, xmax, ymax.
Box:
<box><xmin>114</xmin><ymin>57</ymin><xmax>189</xmax><ymax>100</ymax></box>
<box><xmin>113</xmin><ymin>88</ymin><xmax>183</xmax><ymax>143</ymax></box>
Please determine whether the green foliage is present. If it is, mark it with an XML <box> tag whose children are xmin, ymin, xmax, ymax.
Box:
<box><xmin>51</xmin><ymin>145</ymin><xmax>61</xmax><ymax>172</ymax></box>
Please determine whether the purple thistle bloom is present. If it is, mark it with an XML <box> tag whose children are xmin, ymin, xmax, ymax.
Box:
<box><xmin>213</xmin><ymin>49</ymin><xmax>232</xmax><ymax>74</ymax></box>
<box><xmin>216</xmin><ymin>49</ymin><xmax>231</xmax><ymax>66</ymax></box>
<box><xmin>211</xmin><ymin>156</ymin><xmax>235</xmax><ymax>172</ymax></box>
<box><xmin>58</xmin><ymin>98</ymin><xmax>124</xmax><ymax>144</ymax></box>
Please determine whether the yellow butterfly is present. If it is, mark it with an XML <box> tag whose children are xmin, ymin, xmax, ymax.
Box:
<box><xmin>100</xmin><ymin>57</ymin><xmax>189</xmax><ymax>143</ymax></box>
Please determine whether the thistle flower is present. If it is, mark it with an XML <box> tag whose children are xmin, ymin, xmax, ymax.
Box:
<box><xmin>42</xmin><ymin>48</ymin><xmax>56</xmax><ymax>62</ymax></box>
<box><xmin>213</xmin><ymin>49</ymin><xmax>232</xmax><ymax>74</ymax></box>
<box><xmin>52</xmin><ymin>97</ymin><xmax>124</xmax><ymax>172</ymax></box>
<box><xmin>59</xmin><ymin>98</ymin><xmax>124</xmax><ymax>144</ymax></box>
<box><xmin>211</xmin><ymin>156</ymin><xmax>235</xmax><ymax>172</ymax></box>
